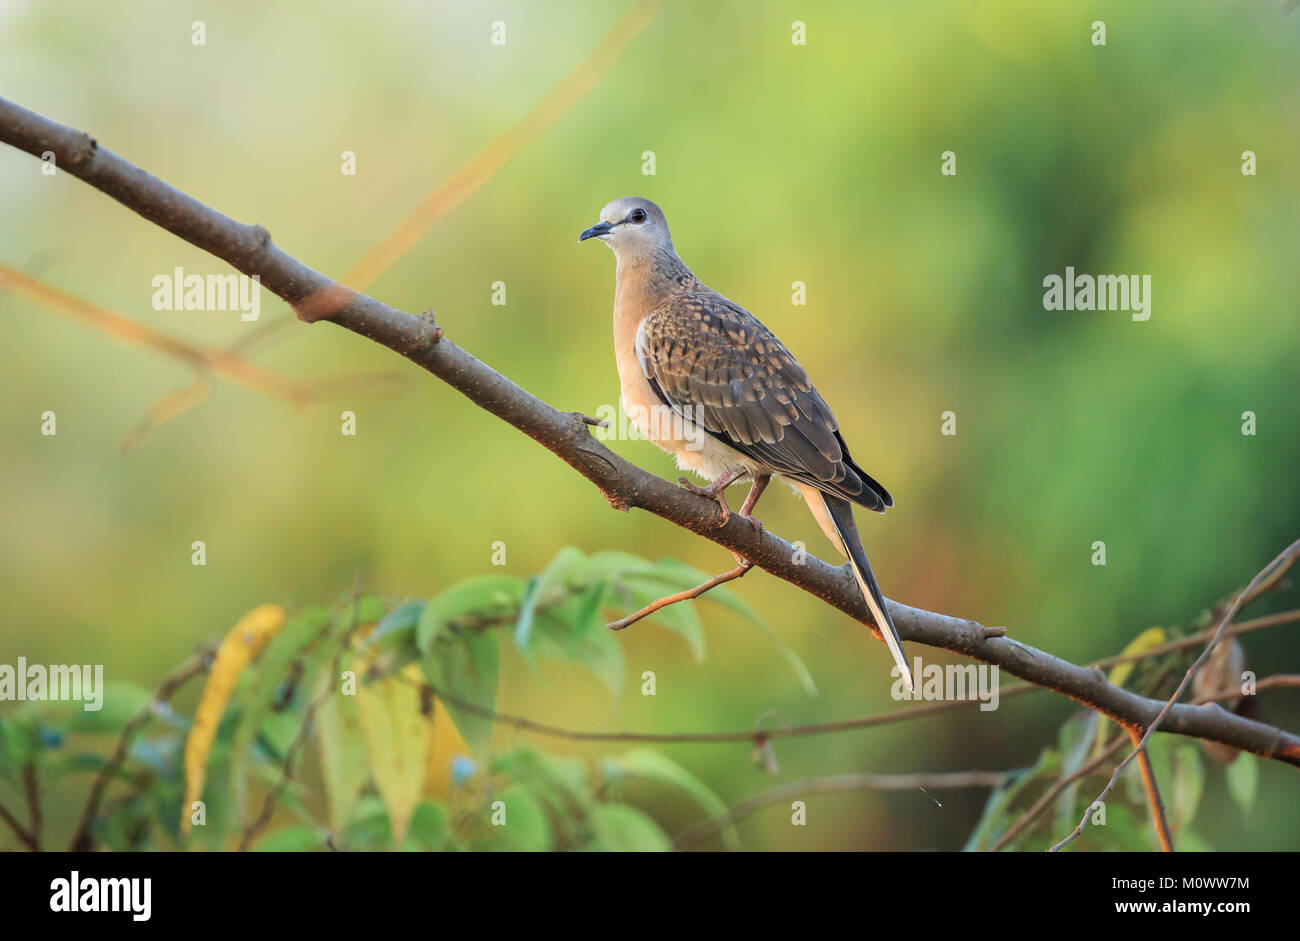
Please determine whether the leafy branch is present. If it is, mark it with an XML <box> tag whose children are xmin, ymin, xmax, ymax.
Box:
<box><xmin>2</xmin><ymin>544</ymin><xmax>1293</xmax><ymax>851</ymax></box>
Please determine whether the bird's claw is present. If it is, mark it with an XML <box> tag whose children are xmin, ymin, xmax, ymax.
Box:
<box><xmin>676</xmin><ymin>476</ymin><xmax>709</xmax><ymax>497</ymax></box>
<box><xmin>677</xmin><ymin>476</ymin><xmax>731</xmax><ymax>527</ymax></box>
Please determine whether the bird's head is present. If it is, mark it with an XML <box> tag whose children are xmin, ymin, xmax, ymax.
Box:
<box><xmin>578</xmin><ymin>196</ymin><xmax>673</xmax><ymax>258</ymax></box>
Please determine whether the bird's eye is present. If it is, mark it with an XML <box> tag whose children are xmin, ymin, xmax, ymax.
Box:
<box><xmin>629</xmin><ymin>208</ymin><xmax>647</xmax><ymax>224</ymax></box>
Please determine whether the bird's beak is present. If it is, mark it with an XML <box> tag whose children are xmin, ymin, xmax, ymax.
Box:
<box><xmin>578</xmin><ymin>220</ymin><xmax>614</xmax><ymax>242</ymax></box>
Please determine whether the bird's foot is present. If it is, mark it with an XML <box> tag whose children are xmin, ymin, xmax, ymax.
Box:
<box><xmin>677</xmin><ymin>476</ymin><xmax>732</xmax><ymax>527</ymax></box>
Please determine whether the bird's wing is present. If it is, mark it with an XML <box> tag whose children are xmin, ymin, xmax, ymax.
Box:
<box><xmin>637</xmin><ymin>290</ymin><xmax>891</xmax><ymax>511</ymax></box>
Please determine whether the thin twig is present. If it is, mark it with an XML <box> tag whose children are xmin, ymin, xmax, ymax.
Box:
<box><xmin>68</xmin><ymin>650</ymin><xmax>212</xmax><ymax>851</ymax></box>
<box><xmin>0</xmin><ymin>799</ymin><xmax>37</xmax><ymax>851</ymax></box>
<box><xmin>21</xmin><ymin>765</ymin><xmax>40</xmax><ymax>851</ymax></box>
<box><xmin>391</xmin><ymin>671</ymin><xmax>1035</xmax><ymax>745</ymax></box>
<box><xmin>121</xmin><ymin>379</ymin><xmax>213</xmax><ymax>453</ymax></box>
<box><xmin>1241</xmin><ymin>550</ymin><xmax>1297</xmax><ymax>605</ymax></box>
<box><xmin>1051</xmin><ymin>539</ymin><xmax>1300</xmax><ymax>851</ymax></box>
<box><xmin>607</xmin><ymin>560</ymin><xmax>754</xmax><ymax>630</ymax></box>
<box><xmin>673</xmin><ymin>769</ymin><xmax>1019</xmax><ymax>850</ymax></box>
<box><xmin>1127</xmin><ymin>727</ymin><xmax>1174</xmax><ymax>852</ymax></box>
<box><xmin>1192</xmin><ymin>673</ymin><xmax>1300</xmax><ymax>704</ymax></box>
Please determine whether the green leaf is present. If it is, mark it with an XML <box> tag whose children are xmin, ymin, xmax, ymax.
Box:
<box><xmin>619</xmin><ymin>577</ymin><xmax>706</xmax><ymax>660</ymax></box>
<box><xmin>581</xmin><ymin>550</ymin><xmax>663</xmax><ymax>581</ymax></box>
<box><xmin>491</xmin><ymin>745</ymin><xmax>593</xmax><ymax>816</ymax></box>
<box><xmin>404</xmin><ymin>800</ymin><xmax>451</xmax><ymax>851</ymax></box>
<box><xmin>52</xmin><ymin>752</ymin><xmax>109</xmax><ymax>775</ymax></box>
<box><xmin>186</xmin><ymin>748</ymin><xmax>236</xmax><ymax>850</ymax></box>
<box><xmin>339</xmin><ymin>594</ymin><xmax>388</xmax><ymax>627</ymax></box>
<box><xmin>964</xmin><ymin>748</ymin><xmax>1057</xmax><ymax>851</ymax></box>
<box><xmin>1054</xmin><ymin>711</ymin><xmax>1098</xmax><ymax>838</ymax></box>
<box><xmin>1225</xmin><ymin>752</ymin><xmax>1259</xmax><ymax>816</ymax></box>
<box><xmin>528</xmin><ymin>608</ymin><xmax>581</xmax><ymax>660</ymax></box>
<box><xmin>257</xmin><ymin>710</ymin><xmax>302</xmax><ymax>757</ymax></box>
<box><xmin>364</xmin><ymin>600</ymin><xmax>424</xmax><ymax>649</ymax></box>
<box><xmin>129</xmin><ymin>734</ymin><xmax>182</xmax><ymax>776</ymax></box>
<box><xmin>1093</xmin><ymin>801</ymin><xmax>1154</xmax><ymax>852</ymax></box>
<box><xmin>423</xmin><ymin>629</ymin><xmax>499</xmax><ymax>758</ymax></box>
<box><xmin>356</xmin><ymin>668</ymin><xmax>429</xmax><ymax>846</ymax></box>
<box><xmin>644</xmin><ymin>559</ymin><xmax>816</xmax><ymax>694</ymax></box>
<box><xmin>587</xmin><ymin>804</ymin><xmax>672</xmax><ymax>852</ymax></box>
<box><xmin>601</xmin><ymin>748</ymin><xmax>736</xmax><ymax>849</ymax></box>
<box><xmin>1133</xmin><ymin>733</ymin><xmax>1173</xmax><ymax>808</ymax></box>
<box><xmin>1169</xmin><ymin>743</ymin><xmax>1205</xmax><ymax>834</ymax></box>
<box><xmin>650</xmin><ymin>559</ymin><xmax>751</xmax><ymax>612</ymax></box>
<box><xmin>0</xmin><ymin>716</ymin><xmax>40</xmax><ymax>777</ymax></box>
<box><xmin>481</xmin><ymin>783</ymin><xmax>553</xmax><ymax>851</ymax></box>
<box><xmin>253</xmin><ymin>826</ymin><xmax>325</xmax><ymax>852</ymax></box>
<box><xmin>68</xmin><ymin>681</ymin><xmax>153</xmax><ymax>733</ymax></box>
<box><xmin>315</xmin><ymin>663</ymin><xmax>371</xmax><ymax>832</ymax></box>
<box><xmin>341</xmin><ymin>796</ymin><xmax>393</xmax><ymax>850</ymax></box>
<box><xmin>572</xmin><ymin>577</ymin><xmax>605</xmax><ymax>642</ymax></box>
<box><xmin>569</xmin><ymin>621</ymin><xmax>626</xmax><ymax>698</ymax></box>
<box><xmin>1107</xmin><ymin>627</ymin><xmax>1167</xmax><ymax>691</ymax></box>
<box><xmin>229</xmin><ymin>608</ymin><xmax>331</xmax><ymax>821</ymax></box>
<box><xmin>514</xmin><ymin>547</ymin><xmax>587</xmax><ymax>653</ymax></box>
<box><xmin>418</xmin><ymin>575</ymin><xmax>523</xmax><ymax>652</ymax></box>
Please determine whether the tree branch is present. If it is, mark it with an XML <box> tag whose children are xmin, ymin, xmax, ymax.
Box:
<box><xmin>4</xmin><ymin>96</ymin><xmax>1300</xmax><ymax>770</ymax></box>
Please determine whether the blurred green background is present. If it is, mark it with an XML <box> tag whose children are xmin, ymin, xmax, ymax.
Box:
<box><xmin>1</xmin><ymin>0</ymin><xmax>1297</xmax><ymax>850</ymax></box>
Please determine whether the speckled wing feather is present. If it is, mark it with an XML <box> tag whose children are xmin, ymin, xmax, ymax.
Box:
<box><xmin>636</xmin><ymin>290</ymin><xmax>892</xmax><ymax>512</ymax></box>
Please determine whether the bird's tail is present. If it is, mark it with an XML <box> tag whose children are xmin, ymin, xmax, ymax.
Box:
<box><xmin>817</xmin><ymin>491</ymin><xmax>913</xmax><ymax>692</ymax></box>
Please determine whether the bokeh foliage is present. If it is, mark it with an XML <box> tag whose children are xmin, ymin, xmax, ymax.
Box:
<box><xmin>0</xmin><ymin>0</ymin><xmax>1296</xmax><ymax>849</ymax></box>
<box><xmin>1</xmin><ymin>550</ymin><xmax>1262</xmax><ymax>850</ymax></box>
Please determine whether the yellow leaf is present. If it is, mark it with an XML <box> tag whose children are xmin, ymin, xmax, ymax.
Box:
<box><xmin>424</xmin><ymin>697</ymin><xmax>472</xmax><ymax>798</ymax></box>
<box><xmin>315</xmin><ymin>668</ymin><xmax>370</xmax><ymax>831</ymax></box>
<box><xmin>1107</xmin><ymin>626</ymin><xmax>1168</xmax><ymax>691</ymax></box>
<box><xmin>1095</xmin><ymin>626</ymin><xmax>1168</xmax><ymax>752</ymax></box>
<box><xmin>181</xmin><ymin>604</ymin><xmax>287</xmax><ymax>836</ymax></box>
<box><xmin>356</xmin><ymin>665</ymin><xmax>429</xmax><ymax>845</ymax></box>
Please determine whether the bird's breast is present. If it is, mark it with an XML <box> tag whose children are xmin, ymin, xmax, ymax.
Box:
<box><xmin>612</xmin><ymin>306</ymin><xmax>754</xmax><ymax>482</ymax></box>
